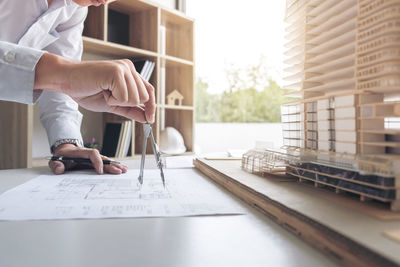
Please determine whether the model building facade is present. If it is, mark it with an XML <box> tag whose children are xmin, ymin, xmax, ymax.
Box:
<box><xmin>243</xmin><ymin>0</ymin><xmax>400</xmax><ymax>210</ymax></box>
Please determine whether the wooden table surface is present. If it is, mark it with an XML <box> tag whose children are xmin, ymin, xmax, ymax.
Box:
<box><xmin>0</xmin><ymin>160</ymin><xmax>336</xmax><ymax>267</ymax></box>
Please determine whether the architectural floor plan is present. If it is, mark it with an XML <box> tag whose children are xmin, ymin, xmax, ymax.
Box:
<box><xmin>0</xmin><ymin>169</ymin><xmax>243</xmax><ymax>221</ymax></box>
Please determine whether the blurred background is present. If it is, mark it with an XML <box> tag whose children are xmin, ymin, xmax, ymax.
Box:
<box><xmin>187</xmin><ymin>0</ymin><xmax>288</xmax><ymax>154</ymax></box>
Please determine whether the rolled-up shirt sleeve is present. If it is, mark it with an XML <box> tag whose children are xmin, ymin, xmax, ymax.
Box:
<box><xmin>38</xmin><ymin>91</ymin><xmax>83</xmax><ymax>147</ymax></box>
<box><xmin>0</xmin><ymin>41</ymin><xmax>44</xmax><ymax>104</ymax></box>
<box><xmin>38</xmin><ymin>6</ymin><xmax>88</xmax><ymax>149</ymax></box>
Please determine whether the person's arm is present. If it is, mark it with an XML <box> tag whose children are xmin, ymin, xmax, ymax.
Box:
<box><xmin>0</xmin><ymin>39</ymin><xmax>155</xmax><ymax>123</ymax></box>
<box><xmin>38</xmin><ymin>6</ymin><xmax>129</xmax><ymax>175</ymax></box>
<box><xmin>0</xmin><ymin>41</ymin><xmax>44</xmax><ymax>104</ymax></box>
<box><xmin>34</xmin><ymin>51</ymin><xmax>155</xmax><ymax>122</ymax></box>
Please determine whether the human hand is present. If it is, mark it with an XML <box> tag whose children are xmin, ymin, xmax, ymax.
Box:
<box><xmin>73</xmin><ymin>67</ymin><xmax>156</xmax><ymax>123</ymax></box>
<box><xmin>66</xmin><ymin>59</ymin><xmax>156</xmax><ymax>123</ymax></box>
<box><xmin>49</xmin><ymin>144</ymin><xmax>128</xmax><ymax>175</ymax></box>
<box><xmin>35</xmin><ymin>54</ymin><xmax>156</xmax><ymax>123</ymax></box>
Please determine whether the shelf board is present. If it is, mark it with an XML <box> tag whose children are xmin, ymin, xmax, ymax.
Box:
<box><xmin>161</xmin><ymin>8</ymin><xmax>194</xmax><ymax>25</ymax></box>
<box><xmin>83</xmin><ymin>36</ymin><xmax>158</xmax><ymax>58</ymax></box>
<box><xmin>109</xmin><ymin>0</ymin><xmax>154</xmax><ymax>13</ymax></box>
<box><xmin>109</xmin><ymin>1</ymin><xmax>195</xmax><ymax>27</ymax></box>
<box><xmin>162</xmin><ymin>55</ymin><xmax>194</xmax><ymax>67</ymax></box>
<box><xmin>163</xmin><ymin>104</ymin><xmax>194</xmax><ymax>111</ymax></box>
<box><xmin>83</xmin><ymin>37</ymin><xmax>195</xmax><ymax>66</ymax></box>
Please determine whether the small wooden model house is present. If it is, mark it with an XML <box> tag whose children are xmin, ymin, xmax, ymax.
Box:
<box><xmin>167</xmin><ymin>90</ymin><xmax>184</xmax><ymax>106</ymax></box>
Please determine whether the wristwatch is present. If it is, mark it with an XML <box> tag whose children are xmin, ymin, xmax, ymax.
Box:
<box><xmin>51</xmin><ymin>138</ymin><xmax>83</xmax><ymax>154</ymax></box>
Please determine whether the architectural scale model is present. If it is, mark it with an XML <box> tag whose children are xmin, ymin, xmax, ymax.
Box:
<box><xmin>242</xmin><ymin>0</ymin><xmax>400</xmax><ymax>210</ymax></box>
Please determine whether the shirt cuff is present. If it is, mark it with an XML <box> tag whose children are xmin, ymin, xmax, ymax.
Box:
<box><xmin>0</xmin><ymin>41</ymin><xmax>44</xmax><ymax>104</ymax></box>
<box><xmin>51</xmin><ymin>138</ymin><xmax>84</xmax><ymax>154</ymax></box>
<box><xmin>46</xmin><ymin>116</ymin><xmax>83</xmax><ymax>150</ymax></box>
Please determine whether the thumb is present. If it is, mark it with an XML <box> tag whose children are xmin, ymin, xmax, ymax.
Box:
<box><xmin>49</xmin><ymin>160</ymin><xmax>66</xmax><ymax>175</ymax></box>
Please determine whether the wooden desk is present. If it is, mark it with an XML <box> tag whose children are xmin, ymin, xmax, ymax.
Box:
<box><xmin>194</xmin><ymin>159</ymin><xmax>400</xmax><ymax>267</ymax></box>
<box><xmin>0</xmin><ymin>161</ymin><xmax>336</xmax><ymax>267</ymax></box>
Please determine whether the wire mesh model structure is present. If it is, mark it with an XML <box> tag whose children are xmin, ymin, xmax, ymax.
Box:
<box><xmin>242</xmin><ymin>147</ymin><xmax>399</xmax><ymax>210</ymax></box>
<box><xmin>243</xmin><ymin>0</ymin><xmax>400</xmax><ymax>211</ymax></box>
<box><xmin>242</xmin><ymin>149</ymin><xmax>288</xmax><ymax>176</ymax></box>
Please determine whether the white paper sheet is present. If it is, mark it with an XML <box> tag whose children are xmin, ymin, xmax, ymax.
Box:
<box><xmin>0</xmin><ymin>169</ymin><xmax>243</xmax><ymax>221</ymax></box>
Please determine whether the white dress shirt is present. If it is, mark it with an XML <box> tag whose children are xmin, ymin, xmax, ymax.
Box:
<box><xmin>0</xmin><ymin>0</ymin><xmax>88</xmax><ymax>148</ymax></box>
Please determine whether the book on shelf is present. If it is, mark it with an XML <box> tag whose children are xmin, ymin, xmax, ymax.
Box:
<box><xmin>122</xmin><ymin>121</ymin><xmax>132</xmax><ymax>157</ymax></box>
<box><xmin>177</xmin><ymin>0</ymin><xmax>186</xmax><ymax>13</ymax></box>
<box><xmin>114</xmin><ymin>121</ymin><xmax>125</xmax><ymax>158</ymax></box>
<box><xmin>116</xmin><ymin>120</ymin><xmax>132</xmax><ymax>158</ymax></box>
<box><xmin>133</xmin><ymin>60</ymin><xmax>155</xmax><ymax>81</ymax></box>
<box><xmin>101</xmin><ymin>121</ymin><xmax>132</xmax><ymax>158</ymax></box>
<box><xmin>145</xmin><ymin>62</ymin><xmax>155</xmax><ymax>81</ymax></box>
<box><xmin>160</xmin><ymin>60</ymin><xmax>166</xmax><ymax>130</ymax></box>
<box><xmin>158</xmin><ymin>28</ymin><xmax>167</xmax><ymax>131</ymax></box>
<box><xmin>108</xmin><ymin>9</ymin><xmax>130</xmax><ymax>45</ymax></box>
<box><xmin>101</xmin><ymin>123</ymin><xmax>122</xmax><ymax>157</ymax></box>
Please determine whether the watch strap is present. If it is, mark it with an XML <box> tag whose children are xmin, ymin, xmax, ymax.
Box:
<box><xmin>51</xmin><ymin>138</ymin><xmax>83</xmax><ymax>154</ymax></box>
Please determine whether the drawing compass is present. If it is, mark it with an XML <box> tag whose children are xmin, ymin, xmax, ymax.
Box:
<box><xmin>138</xmin><ymin>123</ymin><xmax>165</xmax><ymax>188</ymax></box>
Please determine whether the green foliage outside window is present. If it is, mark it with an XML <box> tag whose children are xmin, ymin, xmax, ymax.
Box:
<box><xmin>195</xmin><ymin>58</ymin><xmax>293</xmax><ymax>123</ymax></box>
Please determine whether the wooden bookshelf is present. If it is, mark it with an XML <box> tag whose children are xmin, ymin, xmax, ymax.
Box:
<box><xmin>82</xmin><ymin>0</ymin><xmax>195</xmax><ymax>159</ymax></box>
<box><xmin>0</xmin><ymin>0</ymin><xmax>194</xmax><ymax>169</ymax></box>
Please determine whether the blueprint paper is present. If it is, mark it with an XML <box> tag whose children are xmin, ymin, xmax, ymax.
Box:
<box><xmin>0</xmin><ymin>169</ymin><xmax>243</xmax><ymax>221</ymax></box>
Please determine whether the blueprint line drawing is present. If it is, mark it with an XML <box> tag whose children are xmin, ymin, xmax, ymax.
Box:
<box><xmin>0</xmin><ymin>169</ymin><xmax>243</xmax><ymax>221</ymax></box>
